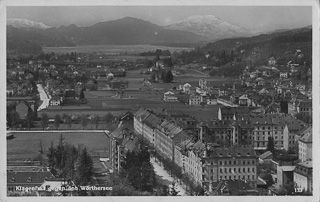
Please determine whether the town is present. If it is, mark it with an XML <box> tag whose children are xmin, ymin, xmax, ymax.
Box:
<box><xmin>7</xmin><ymin>46</ymin><xmax>312</xmax><ymax>196</ymax></box>
<box><xmin>6</xmin><ymin>7</ymin><xmax>313</xmax><ymax>197</ymax></box>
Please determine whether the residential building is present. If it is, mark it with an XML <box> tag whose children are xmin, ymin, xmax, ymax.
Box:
<box><xmin>110</xmin><ymin>115</ymin><xmax>136</xmax><ymax>173</ymax></box>
<box><xmin>283</xmin><ymin>124</ymin><xmax>303</xmax><ymax>152</ymax></box>
<box><xmin>182</xmin><ymin>83</ymin><xmax>191</xmax><ymax>94</ymax></box>
<box><xmin>211</xmin><ymin>180</ymin><xmax>258</xmax><ymax>196</ymax></box>
<box><xmin>279</xmin><ymin>72</ymin><xmax>288</xmax><ymax>79</ymax></box>
<box><xmin>231</xmin><ymin>120</ymin><xmax>254</xmax><ymax>146</ymax></box>
<box><xmin>134</xmin><ymin>108</ymin><xmax>189</xmax><ymax>161</ymax></box>
<box><xmin>7</xmin><ymin>171</ymin><xmax>54</xmax><ymax>193</ymax></box>
<box><xmin>276</xmin><ymin>164</ymin><xmax>295</xmax><ymax>188</ymax></box>
<box><xmin>251</xmin><ymin>114</ymin><xmax>305</xmax><ymax>151</ymax></box>
<box><xmin>294</xmin><ymin>161</ymin><xmax>312</xmax><ymax>194</ymax></box>
<box><xmin>174</xmin><ymin>139</ymin><xmax>194</xmax><ymax>171</ymax></box>
<box><xmin>163</xmin><ymin>91</ymin><xmax>178</xmax><ymax>102</ymax></box>
<box><xmin>217</xmin><ymin>106</ymin><xmax>250</xmax><ymax>121</ymax></box>
<box><xmin>198</xmin><ymin>120</ymin><xmax>233</xmax><ymax>146</ymax></box>
<box><xmin>189</xmin><ymin>93</ymin><xmax>203</xmax><ymax>105</ymax></box>
<box><xmin>206</xmin><ymin>95</ymin><xmax>217</xmax><ymax>105</ymax></box>
<box><xmin>239</xmin><ymin>94</ymin><xmax>250</xmax><ymax>106</ymax></box>
<box><xmin>49</xmin><ymin>96</ymin><xmax>61</xmax><ymax>106</ymax></box>
<box><xmin>202</xmin><ymin>147</ymin><xmax>258</xmax><ymax>189</ymax></box>
<box><xmin>298</xmin><ymin>127</ymin><xmax>312</xmax><ymax>162</ymax></box>
<box><xmin>296</xmin><ymin>100</ymin><xmax>312</xmax><ymax>117</ymax></box>
<box><xmin>268</xmin><ymin>57</ymin><xmax>276</xmax><ymax>66</ymax></box>
<box><xmin>155</xmin><ymin>120</ymin><xmax>190</xmax><ymax>161</ymax></box>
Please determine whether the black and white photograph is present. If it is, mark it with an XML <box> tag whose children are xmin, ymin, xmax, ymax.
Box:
<box><xmin>1</xmin><ymin>0</ymin><xmax>319</xmax><ymax>200</ymax></box>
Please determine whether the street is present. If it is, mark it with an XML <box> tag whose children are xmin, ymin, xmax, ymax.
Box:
<box><xmin>150</xmin><ymin>158</ymin><xmax>186</xmax><ymax>196</ymax></box>
<box><xmin>37</xmin><ymin>84</ymin><xmax>50</xmax><ymax>111</ymax></box>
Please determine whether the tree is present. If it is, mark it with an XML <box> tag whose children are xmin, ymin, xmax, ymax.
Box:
<box><xmin>47</xmin><ymin>141</ymin><xmax>56</xmax><ymax>168</ymax></box>
<box><xmin>169</xmin><ymin>182</ymin><xmax>179</xmax><ymax>196</ymax></box>
<box><xmin>80</xmin><ymin>114</ymin><xmax>88</xmax><ymax>130</ymax></box>
<box><xmin>280</xmin><ymin>100</ymin><xmax>288</xmax><ymax>114</ymax></box>
<box><xmin>120</xmin><ymin>143</ymin><xmax>156</xmax><ymax>193</ymax></box>
<box><xmin>266</xmin><ymin>136</ymin><xmax>275</xmax><ymax>154</ymax></box>
<box><xmin>165</xmin><ymin>70</ymin><xmax>174</xmax><ymax>83</ymax></box>
<box><xmin>62</xmin><ymin>114</ymin><xmax>72</xmax><ymax>129</ymax></box>
<box><xmin>10</xmin><ymin>111</ymin><xmax>20</xmax><ymax>129</ymax></box>
<box><xmin>25</xmin><ymin>111</ymin><xmax>33</xmax><ymax>129</ymax></box>
<box><xmin>54</xmin><ymin>114</ymin><xmax>61</xmax><ymax>130</ymax></box>
<box><xmin>91</xmin><ymin>116</ymin><xmax>99</xmax><ymax>129</ymax></box>
<box><xmin>79</xmin><ymin>90</ymin><xmax>85</xmax><ymax>100</ymax></box>
<box><xmin>263</xmin><ymin>173</ymin><xmax>275</xmax><ymax>187</ymax></box>
<box><xmin>160</xmin><ymin>185</ymin><xmax>169</xmax><ymax>196</ymax></box>
<box><xmin>103</xmin><ymin>112</ymin><xmax>114</xmax><ymax>124</ymax></box>
<box><xmin>75</xmin><ymin>148</ymin><xmax>93</xmax><ymax>186</ymax></box>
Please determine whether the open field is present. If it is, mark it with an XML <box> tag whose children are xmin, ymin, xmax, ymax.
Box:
<box><xmin>7</xmin><ymin>132</ymin><xmax>110</xmax><ymax>161</ymax></box>
<box><xmin>43</xmin><ymin>45</ymin><xmax>193</xmax><ymax>54</ymax></box>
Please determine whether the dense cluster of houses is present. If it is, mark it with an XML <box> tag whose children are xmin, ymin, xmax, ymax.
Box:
<box><xmin>162</xmin><ymin>66</ymin><xmax>311</xmax><ymax>117</ymax></box>
<box><xmin>130</xmin><ymin>103</ymin><xmax>312</xmax><ymax>195</ymax></box>
<box><xmin>7</xmin><ymin>58</ymin><xmax>132</xmax><ymax>107</ymax></box>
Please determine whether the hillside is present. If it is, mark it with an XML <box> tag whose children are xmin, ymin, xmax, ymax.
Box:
<box><xmin>203</xmin><ymin>26</ymin><xmax>311</xmax><ymax>51</ymax></box>
<box><xmin>202</xmin><ymin>26</ymin><xmax>312</xmax><ymax>66</ymax></box>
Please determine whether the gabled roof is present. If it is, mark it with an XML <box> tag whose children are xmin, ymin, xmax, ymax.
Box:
<box><xmin>298</xmin><ymin>100</ymin><xmax>312</xmax><ymax>108</ymax></box>
<box><xmin>164</xmin><ymin>91</ymin><xmax>175</xmax><ymax>95</ymax></box>
<box><xmin>189</xmin><ymin>93</ymin><xmax>201</xmax><ymax>99</ymax></box>
<box><xmin>122</xmin><ymin>136</ymin><xmax>139</xmax><ymax>152</ymax></box>
<box><xmin>259</xmin><ymin>151</ymin><xmax>273</xmax><ymax>160</ymax></box>
<box><xmin>176</xmin><ymin>139</ymin><xmax>194</xmax><ymax>151</ymax></box>
<box><xmin>215</xmin><ymin>180</ymin><xmax>257</xmax><ymax>195</ymax></box>
<box><xmin>190</xmin><ymin>140</ymin><xmax>206</xmax><ymax>155</ymax></box>
<box><xmin>299</xmin><ymin>128</ymin><xmax>312</xmax><ymax>143</ymax></box>
<box><xmin>297</xmin><ymin>161</ymin><xmax>312</xmax><ymax>168</ymax></box>
<box><xmin>7</xmin><ymin>171</ymin><xmax>54</xmax><ymax>186</ymax></box>
<box><xmin>220</xmin><ymin>107</ymin><xmax>250</xmax><ymax>116</ymax></box>
<box><xmin>207</xmin><ymin>147</ymin><xmax>256</xmax><ymax>158</ymax></box>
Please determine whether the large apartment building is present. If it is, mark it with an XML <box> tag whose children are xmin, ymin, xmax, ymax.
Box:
<box><xmin>134</xmin><ymin>108</ymin><xmax>189</xmax><ymax>161</ymax></box>
<box><xmin>251</xmin><ymin>114</ymin><xmax>306</xmax><ymax>151</ymax></box>
<box><xmin>298</xmin><ymin>126</ymin><xmax>312</xmax><ymax>162</ymax></box>
<box><xmin>174</xmin><ymin>142</ymin><xmax>258</xmax><ymax>189</ymax></box>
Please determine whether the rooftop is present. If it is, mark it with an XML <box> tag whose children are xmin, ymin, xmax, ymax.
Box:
<box><xmin>297</xmin><ymin>161</ymin><xmax>312</xmax><ymax>168</ymax></box>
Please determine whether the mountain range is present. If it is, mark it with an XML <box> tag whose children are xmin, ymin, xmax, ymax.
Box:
<box><xmin>165</xmin><ymin>15</ymin><xmax>255</xmax><ymax>40</ymax></box>
<box><xmin>6</xmin><ymin>16</ymin><xmax>312</xmax><ymax>55</ymax></box>
<box><xmin>7</xmin><ymin>18</ymin><xmax>52</xmax><ymax>30</ymax></box>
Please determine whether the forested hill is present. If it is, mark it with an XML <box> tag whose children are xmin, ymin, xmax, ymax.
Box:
<box><xmin>202</xmin><ymin>26</ymin><xmax>312</xmax><ymax>66</ymax></box>
<box><xmin>202</xmin><ymin>26</ymin><xmax>311</xmax><ymax>52</ymax></box>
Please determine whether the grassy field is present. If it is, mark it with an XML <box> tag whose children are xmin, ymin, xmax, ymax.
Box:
<box><xmin>7</xmin><ymin>132</ymin><xmax>110</xmax><ymax>161</ymax></box>
<box><xmin>43</xmin><ymin>45</ymin><xmax>193</xmax><ymax>54</ymax></box>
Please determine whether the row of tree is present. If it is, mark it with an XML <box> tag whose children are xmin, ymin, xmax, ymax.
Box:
<box><xmin>150</xmin><ymin>70</ymin><xmax>174</xmax><ymax>83</ymax></box>
<box><xmin>40</xmin><ymin>112</ymin><xmax>116</xmax><ymax>130</ymax></box>
<box><xmin>153</xmin><ymin>151</ymin><xmax>204</xmax><ymax>195</ymax></box>
<box><xmin>46</xmin><ymin>135</ymin><xmax>94</xmax><ymax>196</ymax></box>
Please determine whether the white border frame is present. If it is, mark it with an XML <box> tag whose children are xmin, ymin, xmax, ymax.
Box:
<box><xmin>1</xmin><ymin>1</ymin><xmax>319</xmax><ymax>202</ymax></box>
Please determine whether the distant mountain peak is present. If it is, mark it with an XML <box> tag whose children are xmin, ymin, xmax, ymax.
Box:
<box><xmin>7</xmin><ymin>18</ymin><xmax>52</xmax><ymax>29</ymax></box>
<box><xmin>165</xmin><ymin>15</ymin><xmax>255</xmax><ymax>40</ymax></box>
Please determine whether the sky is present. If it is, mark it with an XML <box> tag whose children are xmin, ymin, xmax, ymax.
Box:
<box><xmin>7</xmin><ymin>6</ymin><xmax>312</xmax><ymax>32</ymax></box>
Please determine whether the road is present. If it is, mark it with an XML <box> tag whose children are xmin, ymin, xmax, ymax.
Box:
<box><xmin>151</xmin><ymin>158</ymin><xmax>186</xmax><ymax>196</ymax></box>
<box><xmin>37</xmin><ymin>84</ymin><xmax>50</xmax><ymax>111</ymax></box>
<box><xmin>188</xmin><ymin>69</ymin><xmax>210</xmax><ymax>77</ymax></box>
